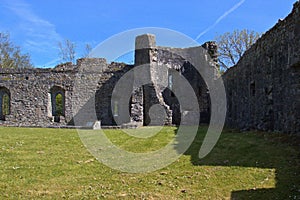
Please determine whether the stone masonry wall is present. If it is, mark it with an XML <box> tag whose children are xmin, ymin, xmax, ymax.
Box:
<box><xmin>0</xmin><ymin>66</ymin><xmax>75</xmax><ymax>127</ymax></box>
<box><xmin>0</xmin><ymin>34</ymin><xmax>218</xmax><ymax>128</ymax></box>
<box><xmin>223</xmin><ymin>1</ymin><xmax>300</xmax><ymax>134</ymax></box>
<box><xmin>133</xmin><ymin>34</ymin><xmax>218</xmax><ymax>125</ymax></box>
<box><xmin>157</xmin><ymin>46</ymin><xmax>215</xmax><ymax>124</ymax></box>
<box><xmin>0</xmin><ymin>58</ymin><xmax>133</xmax><ymax>127</ymax></box>
<box><xmin>0</xmin><ymin>1</ymin><xmax>299</xmax><ymax>133</ymax></box>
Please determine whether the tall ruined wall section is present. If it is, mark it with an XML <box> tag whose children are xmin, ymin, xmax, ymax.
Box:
<box><xmin>133</xmin><ymin>34</ymin><xmax>218</xmax><ymax>125</ymax></box>
<box><xmin>156</xmin><ymin>46</ymin><xmax>215</xmax><ymax>124</ymax></box>
<box><xmin>133</xmin><ymin>34</ymin><xmax>172</xmax><ymax>126</ymax></box>
<box><xmin>223</xmin><ymin>2</ymin><xmax>300</xmax><ymax>134</ymax></box>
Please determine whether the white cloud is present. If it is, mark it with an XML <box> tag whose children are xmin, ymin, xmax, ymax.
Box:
<box><xmin>3</xmin><ymin>0</ymin><xmax>62</xmax><ymax>66</ymax></box>
<box><xmin>195</xmin><ymin>0</ymin><xmax>246</xmax><ymax>41</ymax></box>
<box><xmin>36</xmin><ymin>58</ymin><xmax>61</xmax><ymax>68</ymax></box>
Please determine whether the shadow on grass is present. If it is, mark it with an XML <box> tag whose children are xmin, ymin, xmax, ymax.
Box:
<box><xmin>182</xmin><ymin>126</ymin><xmax>300</xmax><ymax>199</ymax></box>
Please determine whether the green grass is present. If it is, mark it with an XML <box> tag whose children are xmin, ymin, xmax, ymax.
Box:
<box><xmin>0</xmin><ymin>126</ymin><xmax>299</xmax><ymax>199</ymax></box>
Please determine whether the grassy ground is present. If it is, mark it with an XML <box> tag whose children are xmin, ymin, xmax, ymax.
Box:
<box><xmin>0</xmin><ymin>126</ymin><xmax>299</xmax><ymax>199</ymax></box>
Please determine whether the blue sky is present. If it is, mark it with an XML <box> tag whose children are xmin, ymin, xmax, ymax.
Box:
<box><xmin>0</xmin><ymin>0</ymin><xmax>297</xmax><ymax>67</ymax></box>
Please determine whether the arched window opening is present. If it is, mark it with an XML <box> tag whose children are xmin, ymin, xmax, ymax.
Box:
<box><xmin>50</xmin><ymin>86</ymin><xmax>65</xmax><ymax>123</ymax></box>
<box><xmin>0</xmin><ymin>87</ymin><xmax>10</xmax><ymax>121</ymax></box>
<box><xmin>55</xmin><ymin>93</ymin><xmax>63</xmax><ymax>116</ymax></box>
<box><xmin>2</xmin><ymin>93</ymin><xmax>10</xmax><ymax>115</ymax></box>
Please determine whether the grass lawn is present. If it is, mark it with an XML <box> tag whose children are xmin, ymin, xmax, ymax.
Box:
<box><xmin>0</xmin><ymin>126</ymin><xmax>299</xmax><ymax>199</ymax></box>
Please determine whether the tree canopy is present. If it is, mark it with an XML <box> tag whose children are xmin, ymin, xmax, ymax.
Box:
<box><xmin>0</xmin><ymin>32</ymin><xmax>32</xmax><ymax>68</ymax></box>
<box><xmin>215</xmin><ymin>29</ymin><xmax>261</xmax><ymax>70</ymax></box>
<box><xmin>58</xmin><ymin>39</ymin><xmax>76</xmax><ymax>63</ymax></box>
<box><xmin>58</xmin><ymin>39</ymin><xmax>93</xmax><ymax>63</ymax></box>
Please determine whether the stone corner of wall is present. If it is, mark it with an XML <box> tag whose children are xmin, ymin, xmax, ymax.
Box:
<box><xmin>135</xmin><ymin>34</ymin><xmax>156</xmax><ymax>50</ymax></box>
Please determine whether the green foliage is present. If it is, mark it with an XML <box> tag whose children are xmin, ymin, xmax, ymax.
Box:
<box><xmin>2</xmin><ymin>93</ymin><xmax>9</xmax><ymax>115</ymax></box>
<box><xmin>55</xmin><ymin>93</ymin><xmax>63</xmax><ymax>116</ymax></box>
<box><xmin>0</xmin><ymin>127</ymin><xmax>299</xmax><ymax>199</ymax></box>
<box><xmin>83</xmin><ymin>43</ymin><xmax>92</xmax><ymax>58</ymax></box>
<box><xmin>215</xmin><ymin>29</ymin><xmax>261</xmax><ymax>70</ymax></box>
<box><xmin>0</xmin><ymin>32</ymin><xmax>32</xmax><ymax>69</ymax></box>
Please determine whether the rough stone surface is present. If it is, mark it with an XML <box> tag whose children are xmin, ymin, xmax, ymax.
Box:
<box><xmin>0</xmin><ymin>36</ymin><xmax>215</xmax><ymax>127</ymax></box>
<box><xmin>0</xmin><ymin>2</ymin><xmax>299</xmax><ymax>135</ymax></box>
<box><xmin>132</xmin><ymin>34</ymin><xmax>216</xmax><ymax>126</ymax></box>
<box><xmin>0</xmin><ymin>59</ymin><xmax>134</xmax><ymax>127</ymax></box>
<box><xmin>223</xmin><ymin>1</ymin><xmax>300</xmax><ymax>134</ymax></box>
<box><xmin>0</xmin><ymin>66</ymin><xmax>76</xmax><ymax>127</ymax></box>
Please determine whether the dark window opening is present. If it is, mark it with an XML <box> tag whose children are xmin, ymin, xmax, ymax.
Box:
<box><xmin>250</xmin><ymin>82</ymin><xmax>256</xmax><ymax>97</ymax></box>
<box><xmin>54</xmin><ymin>116</ymin><xmax>60</xmax><ymax>123</ymax></box>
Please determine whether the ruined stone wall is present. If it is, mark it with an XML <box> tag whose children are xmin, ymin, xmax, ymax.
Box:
<box><xmin>95</xmin><ymin>62</ymin><xmax>134</xmax><ymax>125</ymax></box>
<box><xmin>133</xmin><ymin>34</ymin><xmax>218</xmax><ymax>125</ymax></box>
<box><xmin>0</xmin><ymin>66</ymin><xmax>75</xmax><ymax>127</ymax></box>
<box><xmin>0</xmin><ymin>58</ymin><xmax>133</xmax><ymax>127</ymax></box>
<box><xmin>133</xmin><ymin>34</ymin><xmax>172</xmax><ymax>126</ymax></box>
<box><xmin>55</xmin><ymin>59</ymin><xmax>134</xmax><ymax>127</ymax></box>
<box><xmin>158</xmin><ymin>47</ymin><xmax>213</xmax><ymax>124</ymax></box>
<box><xmin>223</xmin><ymin>1</ymin><xmax>300</xmax><ymax>134</ymax></box>
<box><xmin>2</xmin><ymin>5</ymin><xmax>299</xmax><ymax>132</ymax></box>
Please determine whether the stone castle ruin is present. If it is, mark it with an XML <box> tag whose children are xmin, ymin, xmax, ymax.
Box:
<box><xmin>0</xmin><ymin>2</ymin><xmax>299</xmax><ymax>134</ymax></box>
<box><xmin>223</xmin><ymin>1</ymin><xmax>300</xmax><ymax>134</ymax></box>
<box><xmin>0</xmin><ymin>35</ymin><xmax>216</xmax><ymax>129</ymax></box>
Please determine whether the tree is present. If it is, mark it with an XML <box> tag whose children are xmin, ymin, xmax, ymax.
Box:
<box><xmin>83</xmin><ymin>43</ymin><xmax>92</xmax><ymax>58</ymax></box>
<box><xmin>0</xmin><ymin>32</ymin><xmax>32</xmax><ymax>68</ymax></box>
<box><xmin>58</xmin><ymin>39</ymin><xmax>76</xmax><ymax>63</ymax></box>
<box><xmin>2</xmin><ymin>93</ymin><xmax>10</xmax><ymax>115</ymax></box>
<box><xmin>55</xmin><ymin>93</ymin><xmax>63</xmax><ymax>116</ymax></box>
<box><xmin>215</xmin><ymin>29</ymin><xmax>261</xmax><ymax>70</ymax></box>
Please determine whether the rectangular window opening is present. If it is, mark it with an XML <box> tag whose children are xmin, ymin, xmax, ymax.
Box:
<box><xmin>250</xmin><ymin>81</ymin><xmax>256</xmax><ymax>97</ymax></box>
